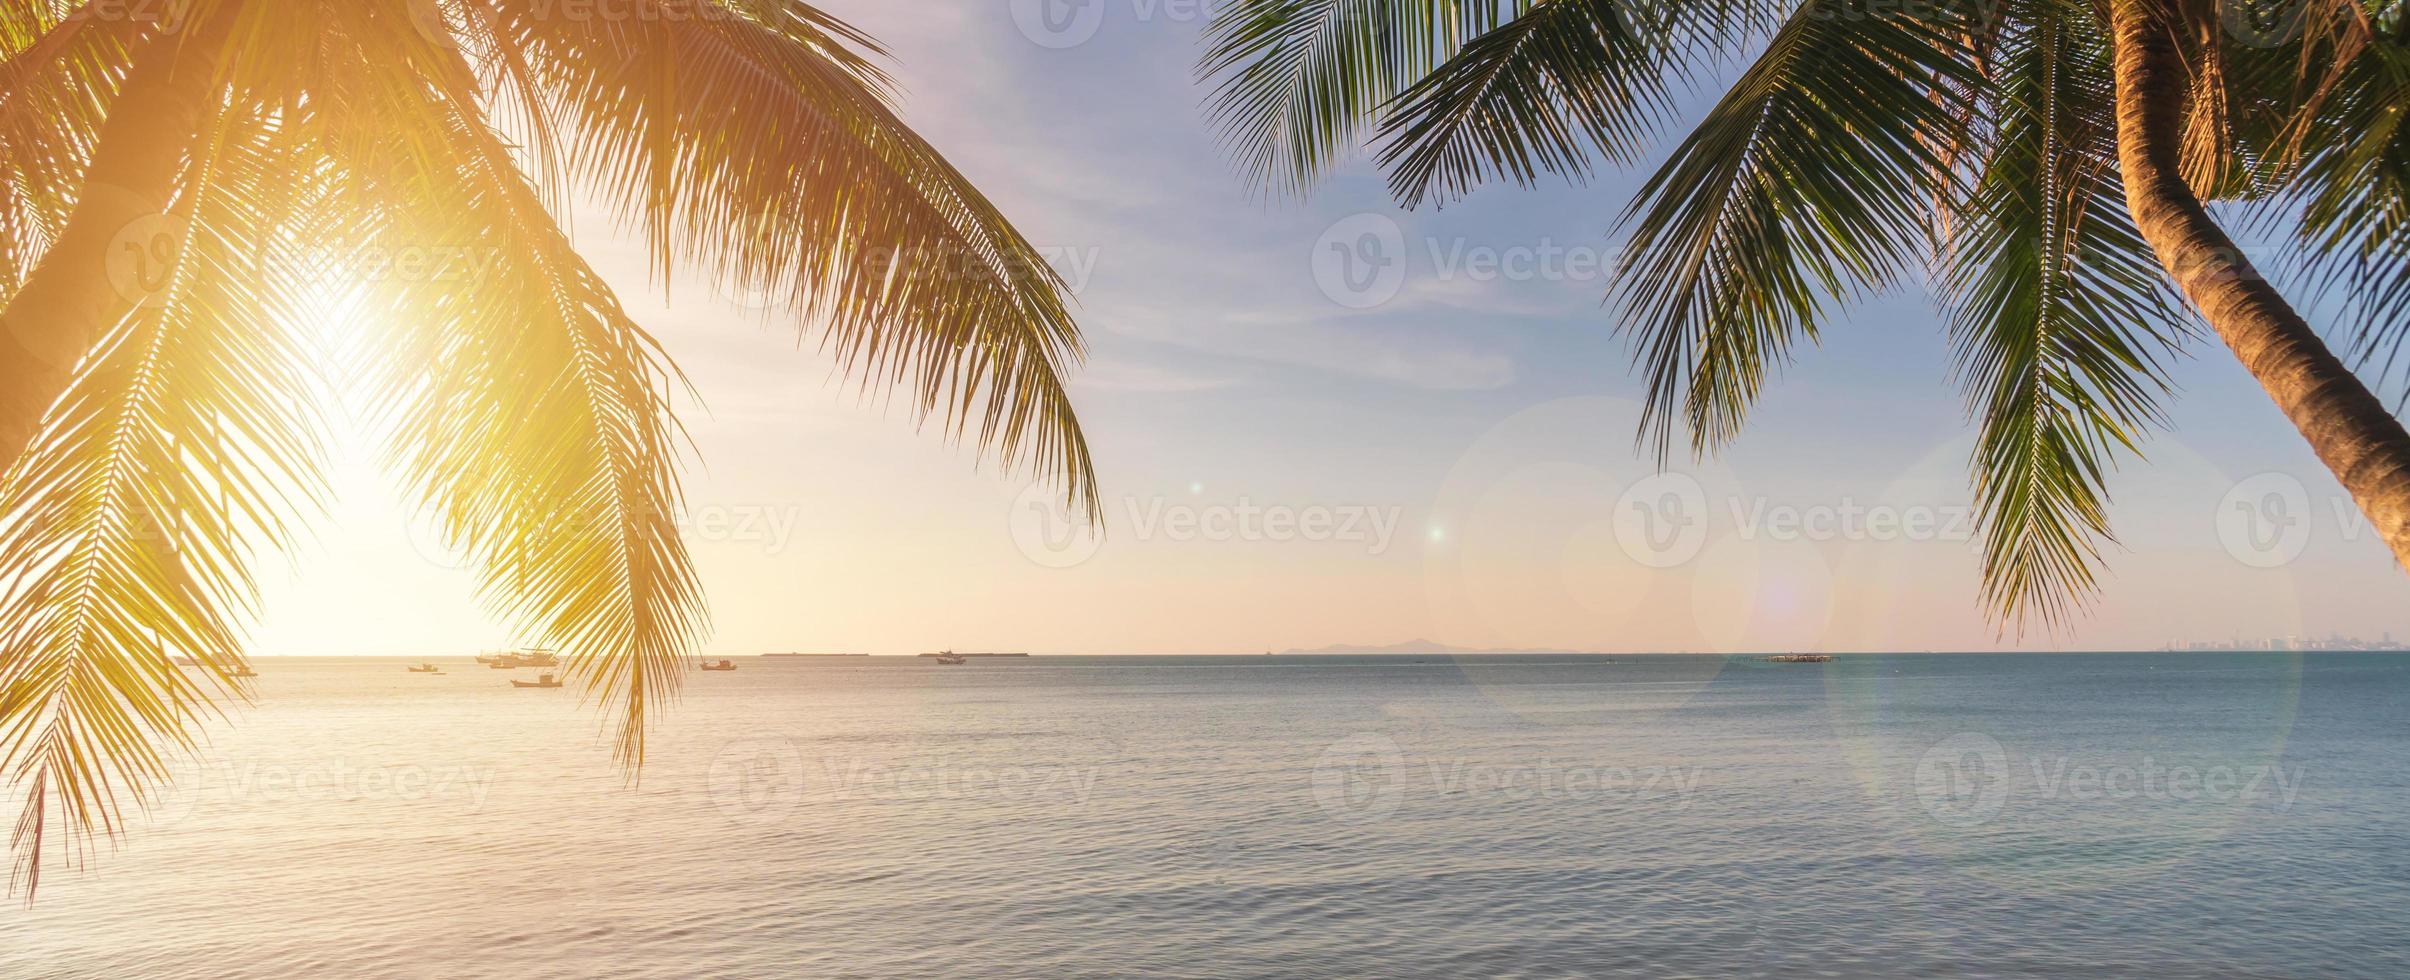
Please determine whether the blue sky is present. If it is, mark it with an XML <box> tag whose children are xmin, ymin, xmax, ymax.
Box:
<box><xmin>250</xmin><ymin>0</ymin><xmax>2409</xmax><ymax>655</ymax></box>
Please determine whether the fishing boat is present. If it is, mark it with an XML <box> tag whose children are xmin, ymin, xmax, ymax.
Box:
<box><xmin>511</xmin><ymin>672</ymin><xmax>563</xmax><ymax>689</ymax></box>
<box><xmin>407</xmin><ymin>663</ymin><xmax>442</xmax><ymax>674</ymax></box>
<box><xmin>700</xmin><ymin>659</ymin><xmax>737</xmax><ymax>671</ymax></box>
<box><xmin>931</xmin><ymin>651</ymin><xmax>968</xmax><ymax>665</ymax></box>
<box><xmin>228</xmin><ymin>664</ymin><xmax>258</xmax><ymax>678</ymax></box>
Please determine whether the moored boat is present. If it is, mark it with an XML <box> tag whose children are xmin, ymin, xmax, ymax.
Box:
<box><xmin>700</xmin><ymin>659</ymin><xmax>737</xmax><ymax>671</ymax></box>
<box><xmin>511</xmin><ymin>672</ymin><xmax>563</xmax><ymax>689</ymax></box>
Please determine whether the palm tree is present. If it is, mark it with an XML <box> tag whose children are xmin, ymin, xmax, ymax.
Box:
<box><xmin>1198</xmin><ymin>0</ymin><xmax>2410</xmax><ymax>613</ymax></box>
<box><xmin>0</xmin><ymin>0</ymin><xmax>1093</xmax><ymax>894</ymax></box>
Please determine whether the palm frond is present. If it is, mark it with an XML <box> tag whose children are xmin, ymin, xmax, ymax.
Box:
<box><xmin>1200</xmin><ymin>0</ymin><xmax>1527</xmax><ymax>196</ymax></box>
<box><xmin>1375</xmin><ymin>0</ymin><xmax>1688</xmax><ymax>209</ymax></box>
<box><xmin>1943</xmin><ymin>1</ymin><xmax>2190</xmax><ymax>628</ymax></box>
<box><xmin>0</xmin><ymin>68</ymin><xmax>324</xmax><ymax>895</ymax></box>
<box><xmin>319</xmin><ymin>1</ymin><xmax>706</xmax><ymax>768</ymax></box>
<box><xmin>2256</xmin><ymin>19</ymin><xmax>2410</xmax><ymax>402</ymax></box>
<box><xmin>487</xmin><ymin>0</ymin><xmax>1095</xmax><ymax>514</ymax></box>
<box><xmin>0</xmin><ymin>7</ymin><xmax>139</xmax><ymax>300</ymax></box>
<box><xmin>1614</xmin><ymin>0</ymin><xmax>1982</xmax><ymax>460</ymax></box>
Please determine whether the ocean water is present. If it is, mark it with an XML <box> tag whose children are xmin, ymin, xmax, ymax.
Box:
<box><xmin>3</xmin><ymin>652</ymin><xmax>2405</xmax><ymax>978</ymax></box>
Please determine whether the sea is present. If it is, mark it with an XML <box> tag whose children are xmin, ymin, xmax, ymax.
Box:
<box><xmin>3</xmin><ymin>652</ymin><xmax>2405</xmax><ymax>978</ymax></box>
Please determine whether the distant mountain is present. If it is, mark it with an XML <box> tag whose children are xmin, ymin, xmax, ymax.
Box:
<box><xmin>1279</xmin><ymin>638</ymin><xmax>1591</xmax><ymax>655</ymax></box>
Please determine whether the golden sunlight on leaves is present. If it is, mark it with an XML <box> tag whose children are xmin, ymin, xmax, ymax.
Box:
<box><xmin>0</xmin><ymin>0</ymin><xmax>1090</xmax><ymax>898</ymax></box>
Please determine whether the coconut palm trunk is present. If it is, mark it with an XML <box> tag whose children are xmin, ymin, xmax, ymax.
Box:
<box><xmin>2109</xmin><ymin>0</ymin><xmax>2410</xmax><ymax>571</ymax></box>
<box><xmin>0</xmin><ymin>20</ymin><xmax>220</xmax><ymax>477</ymax></box>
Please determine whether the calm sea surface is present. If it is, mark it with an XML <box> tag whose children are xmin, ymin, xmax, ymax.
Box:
<box><xmin>4</xmin><ymin>653</ymin><xmax>2406</xmax><ymax>978</ymax></box>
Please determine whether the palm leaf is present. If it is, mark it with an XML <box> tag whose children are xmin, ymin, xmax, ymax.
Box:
<box><xmin>0</xmin><ymin>7</ymin><xmax>139</xmax><ymax>300</ymax></box>
<box><xmin>1614</xmin><ymin>0</ymin><xmax>1981</xmax><ymax>459</ymax></box>
<box><xmin>1374</xmin><ymin>0</ymin><xmax>1688</xmax><ymax>209</ymax></box>
<box><xmin>0</xmin><ymin>52</ymin><xmax>325</xmax><ymax>893</ymax></box>
<box><xmin>1943</xmin><ymin>1</ymin><xmax>2191</xmax><ymax>628</ymax></box>
<box><xmin>318</xmin><ymin>0</ymin><xmax>706</xmax><ymax>768</ymax></box>
<box><xmin>1200</xmin><ymin>0</ymin><xmax>1526</xmax><ymax>196</ymax></box>
<box><xmin>2257</xmin><ymin>24</ymin><xmax>2410</xmax><ymax>401</ymax></box>
<box><xmin>486</xmin><ymin>0</ymin><xmax>1095</xmax><ymax>513</ymax></box>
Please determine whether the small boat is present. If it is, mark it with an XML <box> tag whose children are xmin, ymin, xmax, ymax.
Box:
<box><xmin>511</xmin><ymin>672</ymin><xmax>563</xmax><ymax>689</ymax></box>
<box><xmin>932</xmin><ymin>651</ymin><xmax>967</xmax><ymax>665</ymax></box>
<box><xmin>699</xmin><ymin>659</ymin><xmax>737</xmax><ymax>671</ymax></box>
<box><xmin>488</xmin><ymin>661</ymin><xmax>520</xmax><ymax>669</ymax></box>
<box><xmin>228</xmin><ymin>665</ymin><xmax>258</xmax><ymax>678</ymax></box>
<box><xmin>407</xmin><ymin>663</ymin><xmax>442</xmax><ymax>674</ymax></box>
<box><xmin>171</xmin><ymin>655</ymin><xmax>201</xmax><ymax>668</ymax></box>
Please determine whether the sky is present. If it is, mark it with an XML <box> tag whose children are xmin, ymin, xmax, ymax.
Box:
<box><xmin>249</xmin><ymin>0</ymin><xmax>2410</xmax><ymax>656</ymax></box>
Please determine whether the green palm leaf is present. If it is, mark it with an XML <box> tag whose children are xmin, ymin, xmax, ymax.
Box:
<box><xmin>1944</xmin><ymin>1</ymin><xmax>2191</xmax><ymax>627</ymax></box>
<box><xmin>1374</xmin><ymin>0</ymin><xmax>1686</xmax><ymax>209</ymax></box>
<box><xmin>1201</xmin><ymin>0</ymin><xmax>1527</xmax><ymax>195</ymax></box>
<box><xmin>1615</xmin><ymin>1</ymin><xmax>1980</xmax><ymax>459</ymax></box>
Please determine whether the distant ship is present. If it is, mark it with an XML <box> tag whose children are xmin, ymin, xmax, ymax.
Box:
<box><xmin>699</xmin><ymin>659</ymin><xmax>738</xmax><ymax>671</ymax></box>
<box><xmin>930</xmin><ymin>650</ymin><xmax>968</xmax><ymax>665</ymax></box>
<box><xmin>475</xmin><ymin>648</ymin><xmax>561</xmax><ymax>669</ymax></box>
<box><xmin>1762</xmin><ymin>654</ymin><xmax>1833</xmax><ymax>663</ymax></box>
<box><xmin>916</xmin><ymin>651</ymin><xmax>1028</xmax><ymax>658</ymax></box>
<box><xmin>511</xmin><ymin>672</ymin><xmax>563</xmax><ymax>689</ymax></box>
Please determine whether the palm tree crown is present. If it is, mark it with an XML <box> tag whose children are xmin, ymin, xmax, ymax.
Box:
<box><xmin>1199</xmin><ymin>0</ymin><xmax>2410</xmax><ymax>621</ymax></box>
<box><xmin>0</xmin><ymin>0</ymin><xmax>1093</xmax><ymax>895</ymax></box>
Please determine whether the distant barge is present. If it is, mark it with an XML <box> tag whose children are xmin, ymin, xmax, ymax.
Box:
<box><xmin>1762</xmin><ymin>654</ymin><xmax>1833</xmax><ymax>663</ymax></box>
